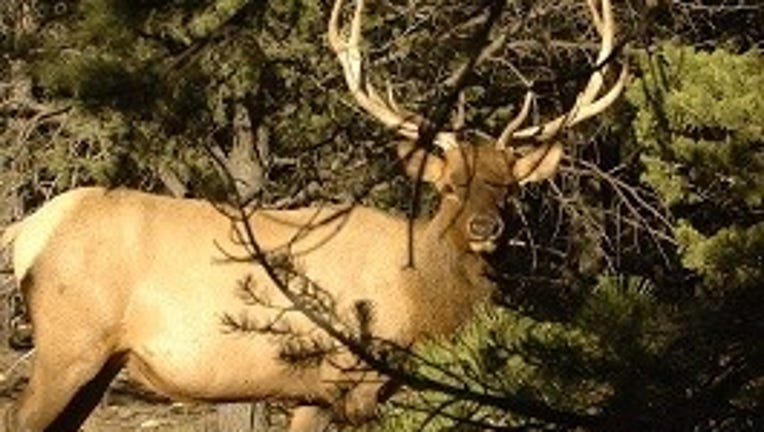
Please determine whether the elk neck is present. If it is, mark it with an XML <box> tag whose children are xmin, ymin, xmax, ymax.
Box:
<box><xmin>403</xmin><ymin>197</ymin><xmax>495</xmax><ymax>337</ymax></box>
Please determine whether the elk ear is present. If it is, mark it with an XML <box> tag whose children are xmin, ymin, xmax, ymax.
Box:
<box><xmin>397</xmin><ymin>141</ymin><xmax>445</xmax><ymax>184</ymax></box>
<box><xmin>513</xmin><ymin>143</ymin><xmax>563</xmax><ymax>185</ymax></box>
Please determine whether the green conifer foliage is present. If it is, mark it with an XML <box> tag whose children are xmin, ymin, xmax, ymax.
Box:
<box><xmin>629</xmin><ymin>42</ymin><xmax>763</xmax><ymax>303</ymax></box>
<box><xmin>630</xmin><ymin>44</ymin><xmax>763</xmax><ymax>212</ymax></box>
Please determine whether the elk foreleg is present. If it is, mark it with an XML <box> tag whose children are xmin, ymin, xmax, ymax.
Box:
<box><xmin>288</xmin><ymin>406</ymin><xmax>331</xmax><ymax>432</ymax></box>
<box><xmin>320</xmin><ymin>352</ymin><xmax>388</xmax><ymax>425</ymax></box>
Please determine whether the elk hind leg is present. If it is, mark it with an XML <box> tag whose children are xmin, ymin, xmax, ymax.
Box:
<box><xmin>11</xmin><ymin>347</ymin><xmax>124</xmax><ymax>432</ymax></box>
<box><xmin>47</xmin><ymin>353</ymin><xmax>125</xmax><ymax>431</ymax></box>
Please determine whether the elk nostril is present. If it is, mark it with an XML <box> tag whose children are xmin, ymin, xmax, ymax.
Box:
<box><xmin>468</xmin><ymin>215</ymin><xmax>504</xmax><ymax>239</ymax></box>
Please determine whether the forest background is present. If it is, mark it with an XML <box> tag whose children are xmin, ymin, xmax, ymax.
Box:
<box><xmin>0</xmin><ymin>0</ymin><xmax>762</xmax><ymax>431</ymax></box>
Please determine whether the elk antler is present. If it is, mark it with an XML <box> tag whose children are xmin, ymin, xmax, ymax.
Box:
<box><xmin>329</xmin><ymin>0</ymin><xmax>627</xmax><ymax>152</ymax></box>
<box><xmin>328</xmin><ymin>0</ymin><xmax>460</xmax><ymax>150</ymax></box>
<box><xmin>499</xmin><ymin>0</ymin><xmax>628</xmax><ymax>145</ymax></box>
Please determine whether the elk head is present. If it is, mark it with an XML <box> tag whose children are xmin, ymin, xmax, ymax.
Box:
<box><xmin>329</xmin><ymin>0</ymin><xmax>627</xmax><ymax>254</ymax></box>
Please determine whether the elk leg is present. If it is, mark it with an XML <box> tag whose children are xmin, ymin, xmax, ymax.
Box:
<box><xmin>288</xmin><ymin>406</ymin><xmax>331</xmax><ymax>432</ymax></box>
<box><xmin>320</xmin><ymin>353</ymin><xmax>383</xmax><ymax>424</ymax></box>
<box><xmin>11</xmin><ymin>346</ymin><xmax>120</xmax><ymax>432</ymax></box>
<box><xmin>44</xmin><ymin>353</ymin><xmax>125</xmax><ymax>431</ymax></box>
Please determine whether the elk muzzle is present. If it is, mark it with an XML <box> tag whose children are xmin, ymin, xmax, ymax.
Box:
<box><xmin>467</xmin><ymin>214</ymin><xmax>504</xmax><ymax>253</ymax></box>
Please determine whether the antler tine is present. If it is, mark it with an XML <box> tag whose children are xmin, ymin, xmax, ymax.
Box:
<box><xmin>572</xmin><ymin>0</ymin><xmax>615</xmax><ymax>109</ymax></box>
<box><xmin>329</xmin><ymin>0</ymin><xmax>459</xmax><ymax>150</ymax></box>
<box><xmin>495</xmin><ymin>90</ymin><xmax>534</xmax><ymax>150</ymax></box>
<box><xmin>587</xmin><ymin>0</ymin><xmax>604</xmax><ymax>36</ymax></box>
<box><xmin>511</xmin><ymin>0</ymin><xmax>627</xmax><ymax>142</ymax></box>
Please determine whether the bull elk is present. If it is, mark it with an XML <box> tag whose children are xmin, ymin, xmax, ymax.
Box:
<box><xmin>1</xmin><ymin>0</ymin><xmax>626</xmax><ymax>430</ymax></box>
